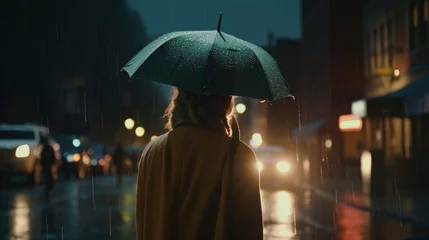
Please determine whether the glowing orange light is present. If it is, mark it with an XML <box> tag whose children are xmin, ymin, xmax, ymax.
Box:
<box><xmin>73</xmin><ymin>153</ymin><xmax>81</xmax><ymax>162</ymax></box>
<box><xmin>338</xmin><ymin>114</ymin><xmax>363</xmax><ymax>132</ymax></box>
<box><xmin>99</xmin><ymin>159</ymin><xmax>106</xmax><ymax>166</ymax></box>
<box><xmin>104</xmin><ymin>154</ymin><xmax>112</xmax><ymax>162</ymax></box>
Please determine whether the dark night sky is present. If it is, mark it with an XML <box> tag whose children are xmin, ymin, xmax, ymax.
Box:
<box><xmin>128</xmin><ymin>0</ymin><xmax>301</xmax><ymax>46</ymax></box>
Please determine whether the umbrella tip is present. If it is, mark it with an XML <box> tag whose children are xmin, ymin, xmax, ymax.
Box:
<box><xmin>217</xmin><ymin>12</ymin><xmax>223</xmax><ymax>32</ymax></box>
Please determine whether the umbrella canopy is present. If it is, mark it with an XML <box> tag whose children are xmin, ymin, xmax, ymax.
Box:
<box><xmin>122</xmin><ymin>14</ymin><xmax>293</xmax><ymax>101</ymax></box>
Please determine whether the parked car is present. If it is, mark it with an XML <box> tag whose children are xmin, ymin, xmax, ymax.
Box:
<box><xmin>0</xmin><ymin>123</ymin><xmax>60</xmax><ymax>184</ymax></box>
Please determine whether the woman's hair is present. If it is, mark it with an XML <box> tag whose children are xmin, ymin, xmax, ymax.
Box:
<box><xmin>164</xmin><ymin>87</ymin><xmax>235</xmax><ymax>136</ymax></box>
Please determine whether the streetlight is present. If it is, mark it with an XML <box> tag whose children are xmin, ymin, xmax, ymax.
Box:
<box><xmin>394</xmin><ymin>69</ymin><xmax>400</xmax><ymax>77</ymax></box>
<box><xmin>250</xmin><ymin>133</ymin><xmax>263</xmax><ymax>148</ymax></box>
<box><xmin>235</xmin><ymin>103</ymin><xmax>246</xmax><ymax>114</ymax></box>
<box><xmin>325</xmin><ymin>139</ymin><xmax>332</xmax><ymax>148</ymax></box>
<box><xmin>124</xmin><ymin>118</ymin><xmax>135</xmax><ymax>130</ymax></box>
<box><xmin>135</xmin><ymin>127</ymin><xmax>145</xmax><ymax>137</ymax></box>
<box><xmin>72</xmin><ymin>138</ymin><xmax>81</xmax><ymax>148</ymax></box>
<box><xmin>151</xmin><ymin>135</ymin><xmax>158</xmax><ymax>141</ymax></box>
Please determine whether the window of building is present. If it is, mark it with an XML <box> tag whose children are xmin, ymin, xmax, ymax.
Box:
<box><xmin>380</xmin><ymin>24</ymin><xmax>385</xmax><ymax>67</ymax></box>
<box><xmin>373</xmin><ymin>29</ymin><xmax>378</xmax><ymax>68</ymax></box>
<box><xmin>425</xmin><ymin>0</ymin><xmax>428</xmax><ymax>22</ymax></box>
<box><xmin>414</xmin><ymin>5</ymin><xmax>419</xmax><ymax>27</ymax></box>
<box><xmin>409</xmin><ymin>2</ymin><xmax>418</xmax><ymax>50</ymax></box>
<box><xmin>366</xmin><ymin>33</ymin><xmax>372</xmax><ymax>74</ymax></box>
<box><xmin>419</xmin><ymin>0</ymin><xmax>427</xmax><ymax>44</ymax></box>
<box><xmin>409</xmin><ymin>0</ymin><xmax>429</xmax><ymax>49</ymax></box>
<box><xmin>386</xmin><ymin>19</ymin><xmax>393</xmax><ymax>68</ymax></box>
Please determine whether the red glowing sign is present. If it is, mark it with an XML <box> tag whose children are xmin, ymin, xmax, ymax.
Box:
<box><xmin>339</xmin><ymin>114</ymin><xmax>363</xmax><ymax>132</ymax></box>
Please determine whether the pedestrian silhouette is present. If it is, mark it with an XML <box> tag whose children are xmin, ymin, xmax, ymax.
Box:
<box><xmin>40</xmin><ymin>136</ymin><xmax>55</xmax><ymax>195</ymax></box>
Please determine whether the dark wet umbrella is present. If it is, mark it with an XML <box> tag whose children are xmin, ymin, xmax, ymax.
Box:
<box><xmin>122</xmin><ymin>13</ymin><xmax>293</xmax><ymax>101</ymax></box>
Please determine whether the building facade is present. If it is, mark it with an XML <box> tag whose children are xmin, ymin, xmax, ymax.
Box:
<box><xmin>352</xmin><ymin>0</ymin><xmax>429</xmax><ymax>187</ymax></box>
<box><xmin>353</xmin><ymin>0</ymin><xmax>428</xmax><ymax>161</ymax></box>
<box><xmin>296</xmin><ymin>0</ymin><xmax>366</xmax><ymax>178</ymax></box>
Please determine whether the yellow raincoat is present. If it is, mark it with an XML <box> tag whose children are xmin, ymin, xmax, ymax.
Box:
<box><xmin>136</xmin><ymin>125</ymin><xmax>263</xmax><ymax>239</ymax></box>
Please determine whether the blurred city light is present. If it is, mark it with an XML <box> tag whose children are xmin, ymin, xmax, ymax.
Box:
<box><xmin>376</xmin><ymin>129</ymin><xmax>382</xmax><ymax>142</ymax></box>
<box><xmin>257</xmin><ymin>161</ymin><xmax>264</xmax><ymax>172</ymax></box>
<box><xmin>82</xmin><ymin>154</ymin><xmax>91</xmax><ymax>165</ymax></box>
<box><xmin>351</xmin><ymin>100</ymin><xmax>367</xmax><ymax>118</ymax></box>
<box><xmin>151</xmin><ymin>135</ymin><xmax>158</xmax><ymax>141</ymax></box>
<box><xmin>73</xmin><ymin>153</ymin><xmax>81</xmax><ymax>162</ymax></box>
<box><xmin>15</xmin><ymin>144</ymin><xmax>30</xmax><ymax>158</ymax></box>
<box><xmin>135</xmin><ymin>127</ymin><xmax>145</xmax><ymax>137</ymax></box>
<box><xmin>276</xmin><ymin>161</ymin><xmax>290</xmax><ymax>173</ymax></box>
<box><xmin>90</xmin><ymin>159</ymin><xmax>98</xmax><ymax>166</ymax></box>
<box><xmin>394</xmin><ymin>69</ymin><xmax>400</xmax><ymax>77</ymax></box>
<box><xmin>325</xmin><ymin>139</ymin><xmax>332</xmax><ymax>148</ymax></box>
<box><xmin>53</xmin><ymin>143</ymin><xmax>60</xmax><ymax>151</ymax></box>
<box><xmin>250</xmin><ymin>133</ymin><xmax>263</xmax><ymax>148</ymax></box>
<box><xmin>72</xmin><ymin>139</ymin><xmax>81</xmax><ymax>147</ymax></box>
<box><xmin>360</xmin><ymin>151</ymin><xmax>372</xmax><ymax>194</ymax></box>
<box><xmin>124</xmin><ymin>118</ymin><xmax>135</xmax><ymax>130</ymax></box>
<box><xmin>303</xmin><ymin>158</ymin><xmax>310</xmax><ymax>175</ymax></box>
<box><xmin>104</xmin><ymin>154</ymin><xmax>112</xmax><ymax>162</ymax></box>
<box><xmin>99</xmin><ymin>159</ymin><xmax>106</xmax><ymax>166</ymax></box>
<box><xmin>339</xmin><ymin>114</ymin><xmax>363</xmax><ymax>132</ymax></box>
<box><xmin>235</xmin><ymin>103</ymin><xmax>246</xmax><ymax>114</ymax></box>
<box><xmin>66</xmin><ymin>154</ymin><xmax>73</xmax><ymax>162</ymax></box>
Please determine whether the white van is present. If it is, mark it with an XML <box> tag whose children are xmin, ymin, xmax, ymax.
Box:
<box><xmin>0</xmin><ymin>124</ymin><xmax>59</xmax><ymax>183</ymax></box>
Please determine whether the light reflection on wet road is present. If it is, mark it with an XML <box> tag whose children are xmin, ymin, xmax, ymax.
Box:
<box><xmin>0</xmin><ymin>176</ymin><xmax>426</xmax><ymax>239</ymax></box>
<box><xmin>262</xmin><ymin>190</ymin><xmax>297</xmax><ymax>239</ymax></box>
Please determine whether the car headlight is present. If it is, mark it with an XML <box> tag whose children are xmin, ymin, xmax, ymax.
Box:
<box><xmin>257</xmin><ymin>161</ymin><xmax>264</xmax><ymax>172</ymax></box>
<box><xmin>15</xmin><ymin>144</ymin><xmax>30</xmax><ymax>158</ymax></box>
<box><xmin>276</xmin><ymin>161</ymin><xmax>290</xmax><ymax>173</ymax></box>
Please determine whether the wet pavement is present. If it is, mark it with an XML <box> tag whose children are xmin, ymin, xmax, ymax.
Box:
<box><xmin>0</xmin><ymin>176</ymin><xmax>428</xmax><ymax>240</ymax></box>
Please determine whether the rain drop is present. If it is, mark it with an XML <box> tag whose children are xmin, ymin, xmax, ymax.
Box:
<box><xmin>46</xmin><ymin>211</ymin><xmax>49</xmax><ymax>239</ymax></box>
<box><xmin>109</xmin><ymin>207</ymin><xmax>112</xmax><ymax>236</ymax></box>
<box><xmin>92</xmin><ymin>175</ymin><xmax>96</xmax><ymax>212</ymax></box>
<box><xmin>84</xmin><ymin>91</ymin><xmax>87</xmax><ymax>123</ymax></box>
<box><xmin>56</xmin><ymin>21</ymin><xmax>59</xmax><ymax>41</ymax></box>
<box><xmin>101</xmin><ymin>114</ymin><xmax>104</xmax><ymax>131</ymax></box>
<box><xmin>69</xmin><ymin>55</ymin><xmax>72</xmax><ymax>73</ymax></box>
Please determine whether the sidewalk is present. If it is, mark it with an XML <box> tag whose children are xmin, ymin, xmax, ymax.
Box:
<box><xmin>295</xmin><ymin>173</ymin><xmax>429</xmax><ymax>228</ymax></box>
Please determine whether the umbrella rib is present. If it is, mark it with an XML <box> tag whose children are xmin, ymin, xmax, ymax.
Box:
<box><xmin>199</xmin><ymin>32</ymin><xmax>220</xmax><ymax>93</ymax></box>
<box><xmin>247</xmin><ymin>50</ymin><xmax>273</xmax><ymax>101</ymax></box>
<box><xmin>122</xmin><ymin>31</ymin><xmax>200</xmax><ymax>77</ymax></box>
<box><xmin>242</xmin><ymin>40</ymin><xmax>290</xmax><ymax>101</ymax></box>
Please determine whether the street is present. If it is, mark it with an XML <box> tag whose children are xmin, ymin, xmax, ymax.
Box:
<box><xmin>0</xmin><ymin>176</ymin><xmax>427</xmax><ymax>240</ymax></box>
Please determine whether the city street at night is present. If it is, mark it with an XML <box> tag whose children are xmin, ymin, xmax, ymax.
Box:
<box><xmin>4</xmin><ymin>0</ymin><xmax>429</xmax><ymax>238</ymax></box>
<box><xmin>1</xmin><ymin>176</ymin><xmax>428</xmax><ymax>240</ymax></box>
